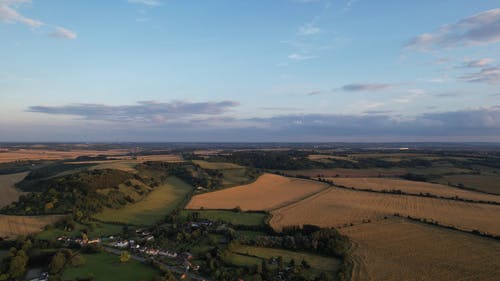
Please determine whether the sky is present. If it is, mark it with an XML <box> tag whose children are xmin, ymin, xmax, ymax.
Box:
<box><xmin>0</xmin><ymin>0</ymin><xmax>499</xmax><ymax>142</ymax></box>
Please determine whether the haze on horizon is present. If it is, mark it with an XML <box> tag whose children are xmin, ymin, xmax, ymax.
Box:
<box><xmin>1</xmin><ymin>0</ymin><xmax>499</xmax><ymax>142</ymax></box>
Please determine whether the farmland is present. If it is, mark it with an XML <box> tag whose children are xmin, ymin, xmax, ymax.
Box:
<box><xmin>329</xmin><ymin>177</ymin><xmax>500</xmax><ymax>203</ymax></box>
<box><xmin>180</xmin><ymin>210</ymin><xmax>268</xmax><ymax>226</ymax></box>
<box><xmin>342</xmin><ymin>217</ymin><xmax>500</xmax><ymax>281</ymax></box>
<box><xmin>94</xmin><ymin>176</ymin><xmax>193</xmax><ymax>225</ymax></box>
<box><xmin>192</xmin><ymin>160</ymin><xmax>244</xmax><ymax>169</ymax></box>
<box><xmin>0</xmin><ymin>214</ymin><xmax>63</xmax><ymax>238</ymax></box>
<box><xmin>62</xmin><ymin>252</ymin><xmax>159</xmax><ymax>281</ymax></box>
<box><xmin>231</xmin><ymin>245</ymin><xmax>342</xmax><ymax>272</ymax></box>
<box><xmin>186</xmin><ymin>173</ymin><xmax>329</xmax><ymax>211</ymax></box>
<box><xmin>0</xmin><ymin>172</ymin><xmax>28</xmax><ymax>208</ymax></box>
<box><xmin>270</xmin><ymin>187</ymin><xmax>500</xmax><ymax>235</ymax></box>
<box><xmin>440</xmin><ymin>174</ymin><xmax>500</xmax><ymax>195</ymax></box>
<box><xmin>0</xmin><ymin>148</ymin><xmax>129</xmax><ymax>163</ymax></box>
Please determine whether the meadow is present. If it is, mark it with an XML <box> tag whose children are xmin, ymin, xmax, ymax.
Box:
<box><xmin>62</xmin><ymin>252</ymin><xmax>159</xmax><ymax>281</ymax></box>
<box><xmin>231</xmin><ymin>245</ymin><xmax>342</xmax><ymax>272</ymax></box>
<box><xmin>342</xmin><ymin>217</ymin><xmax>500</xmax><ymax>281</ymax></box>
<box><xmin>95</xmin><ymin>176</ymin><xmax>193</xmax><ymax>225</ymax></box>
<box><xmin>192</xmin><ymin>160</ymin><xmax>244</xmax><ymax>169</ymax></box>
<box><xmin>186</xmin><ymin>173</ymin><xmax>329</xmax><ymax>211</ymax></box>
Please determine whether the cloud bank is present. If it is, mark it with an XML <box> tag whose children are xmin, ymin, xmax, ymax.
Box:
<box><xmin>17</xmin><ymin>101</ymin><xmax>500</xmax><ymax>142</ymax></box>
<box><xmin>406</xmin><ymin>8</ymin><xmax>500</xmax><ymax>49</ymax></box>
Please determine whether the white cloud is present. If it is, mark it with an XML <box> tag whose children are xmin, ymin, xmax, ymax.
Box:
<box><xmin>49</xmin><ymin>26</ymin><xmax>77</xmax><ymax>39</ymax></box>
<box><xmin>406</xmin><ymin>8</ymin><xmax>500</xmax><ymax>49</ymax></box>
<box><xmin>0</xmin><ymin>0</ymin><xmax>43</xmax><ymax>27</ymax></box>
<box><xmin>128</xmin><ymin>0</ymin><xmax>162</xmax><ymax>6</ymax></box>
<box><xmin>288</xmin><ymin>53</ymin><xmax>316</xmax><ymax>60</ymax></box>
<box><xmin>298</xmin><ymin>23</ymin><xmax>321</xmax><ymax>36</ymax></box>
<box><xmin>341</xmin><ymin>83</ymin><xmax>393</xmax><ymax>92</ymax></box>
<box><xmin>0</xmin><ymin>0</ymin><xmax>76</xmax><ymax>39</ymax></box>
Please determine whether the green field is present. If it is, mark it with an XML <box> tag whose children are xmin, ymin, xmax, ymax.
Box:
<box><xmin>62</xmin><ymin>253</ymin><xmax>158</xmax><ymax>281</ymax></box>
<box><xmin>95</xmin><ymin>177</ymin><xmax>193</xmax><ymax>225</ymax></box>
<box><xmin>232</xmin><ymin>245</ymin><xmax>341</xmax><ymax>272</ymax></box>
<box><xmin>193</xmin><ymin>160</ymin><xmax>244</xmax><ymax>170</ymax></box>
<box><xmin>180</xmin><ymin>210</ymin><xmax>268</xmax><ymax>226</ymax></box>
<box><xmin>439</xmin><ymin>174</ymin><xmax>500</xmax><ymax>195</ymax></box>
<box><xmin>37</xmin><ymin>222</ymin><xmax>123</xmax><ymax>240</ymax></box>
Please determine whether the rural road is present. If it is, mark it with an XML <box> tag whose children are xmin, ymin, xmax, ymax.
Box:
<box><xmin>104</xmin><ymin>247</ymin><xmax>212</xmax><ymax>281</ymax></box>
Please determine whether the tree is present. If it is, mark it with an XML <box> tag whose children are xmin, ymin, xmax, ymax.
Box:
<box><xmin>8</xmin><ymin>250</ymin><xmax>28</xmax><ymax>279</ymax></box>
<box><xmin>120</xmin><ymin>251</ymin><xmax>131</xmax><ymax>263</ymax></box>
<box><xmin>49</xmin><ymin>252</ymin><xmax>66</xmax><ymax>274</ymax></box>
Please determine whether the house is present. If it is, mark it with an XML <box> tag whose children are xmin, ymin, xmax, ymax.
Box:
<box><xmin>114</xmin><ymin>241</ymin><xmax>129</xmax><ymax>248</ymax></box>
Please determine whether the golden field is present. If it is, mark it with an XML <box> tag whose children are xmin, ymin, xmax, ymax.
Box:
<box><xmin>330</xmin><ymin>177</ymin><xmax>500</xmax><ymax>203</ymax></box>
<box><xmin>186</xmin><ymin>173</ymin><xmax>329</xmax><ymax>211</ymax></box>
<box><xmin>270</xmin><ymin>187</ymin><xmax>500</xmax><ymax>235</ymax></box>
<box><xmin>342</xmin><ymin>217</ymin><xmax>500</xmax><ymax>281</ymax></box>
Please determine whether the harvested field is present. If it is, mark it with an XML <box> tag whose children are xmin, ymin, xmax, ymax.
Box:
<box><xmin>270</xmin><ymin>187</ymin><xmax>500</xmax><ymax>235</ymax></box>
<box><xmin>0</xmin><ymin>149</ymin><xmax>129</xmax><ymax>163</ymax></box>
<box><xmin>0</xmin><ymin>215</ymin><xmax>63</xmax><ymax>238</ymax></box>
<box><xmin>342</xmin><ymin>217</ymin><xmax>500</xmax><ymax>281</ymax></box>
<box><xmin>0</xmin><ymin>172</ymin><xmax>28</xmax><ymax>207</ymax></box>
<box><xmin>330</xmin><ymin>177</ymin><xmax>500</xmax><ymax>203</ymax></box>
<box><xmin>186</xmin><ymin>173</ymin><xmax>329</xmax><ymax>211</ymax></box>
<box><xmin>282</xmin><ymin>168</ymin><xmax>406</xmax><ymax>178</ymax></box>
<box><xmin>440</xmin><ymin>174</ymin><xmax>500</xmax><ymax>195</ymax></box>
<box><xmin>95</xmin><ymin>177</ymin><xmax>193</xmax><ymax>225</ymax></box>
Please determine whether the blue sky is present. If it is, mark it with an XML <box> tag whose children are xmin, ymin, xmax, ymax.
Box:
<box><xmin>1</xmin><ymin>0</ymin><xmax>499</xmax><ymax>142</ymax></box>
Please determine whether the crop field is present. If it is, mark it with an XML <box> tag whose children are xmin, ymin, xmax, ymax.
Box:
<box><xmin>342</xmin><ymin>217</ymin><xmax>500</xmax><ymax>281</ymax></box>
<box><xmin>440</xmin><ymin>174</ymin><xmax>500</xmax><ymax>195</ymax></box>
<box><xmin>330</xmin><ymin>177</ymin><xmax>500</xmax><ymax>203</ymax></box>
<box><xmin>186</xmin><ymin>173</ymin><xmax>329</xmax><ymax>211</ymax></box>
<box><xmin>0</xmin><ymin>148</ymin><xmax>129</xmax><ymax>163</ymax></box>
<box><xmin>180</xmin><ymin>210</ymin><xmax>267</xmax><ymax>226</ymax></box>
<box><xmin>232</xmin><ymin>245</ymin><xmax>341</xmax><ymax>272</ymax></box>
<box><xmin>270</xmin><ymin>187</ymin><xmax>500</xmax><ymax>235</ymax></box>
<box><xmin>0</xmin><ymin>214</ymin><xmax>63</xmax><ymax>238</ymax></box>
<box><xmin>62</xmin><ymin>252</ymin><xmax>158</xmax><ymax>281</ymax></box>
<box><xmin>192</xmin><ymin>160</ymin><xmax>244</xmax><ymax>169</ymax></box>
<box><xmin>0</xmin><ymin>172</ymin><xmax>28</xmax><ymax>207</ymax></box>
<box><xmin>95</xmin><ymin>177</ymin><xmax>193</xmax><ymax>225</ymax></box>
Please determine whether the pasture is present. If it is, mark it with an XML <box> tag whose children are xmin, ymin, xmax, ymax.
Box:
<box><xmin>0</xmin><ymin>172</ymin><xmax>28</xmax><ymax>207</ymax></box>
<box><xmin>0</xmin><ymin>215</ymin><xmax>63</xmax><ymax>238</ymax></box>
<box><xmin>330</xmin><ymin>177</ymin><xmax>500</xmax><ymax>203</ymax></box>
<box><xmin>270</xmin><ymin>187</ymin><xmax>500</xmax><ymax>235</ymax></box>
<box><xmin>186</xmin><ymin>173</ymin><xmax>329</xmax><ymax>211</ymax></box>
<box><xmin>232</xmin><ymin>245</ymin><xmax>341</xmax><ymax>272</ymax></box>
<box><xmin>95</xmin><ymin>177</ymin><xmax>193</xmax><ymax>225</ymax></box>
<box><xmin>62</xmin><ymin>252</ymin><xmax>159</xmax><ymax>281</ymax></box>
<box><xmin>342</xmin><ymin>217</ymin><xmax>500</xmax><ymax>281</ymax></box>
